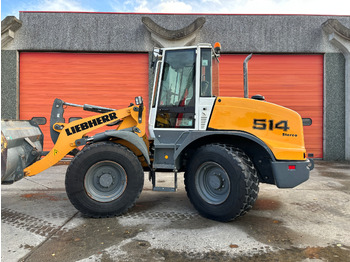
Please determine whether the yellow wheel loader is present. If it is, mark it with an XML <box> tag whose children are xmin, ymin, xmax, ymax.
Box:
<box><xmin>1</xmin><ymin>43</ymin><xmax>314</xmax><ymax>222</ymax></box>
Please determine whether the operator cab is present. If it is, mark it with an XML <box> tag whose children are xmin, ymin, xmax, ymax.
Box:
<box><xmin>149</xmin><ymin>43</ymin><xmax>220</xmax><ymax>139</ymax></box>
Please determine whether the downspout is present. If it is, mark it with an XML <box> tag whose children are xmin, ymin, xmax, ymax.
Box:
<box><xmin>323</xmin><ymin>19</ymin><xmax>350</xmax><ymax>161</ymax></box>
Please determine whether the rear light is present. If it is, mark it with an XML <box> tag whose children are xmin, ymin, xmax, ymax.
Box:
<box><xmin>288</xmin><ymin>165</ymin><xmax>296</xmax><ymax>170</ymax></box>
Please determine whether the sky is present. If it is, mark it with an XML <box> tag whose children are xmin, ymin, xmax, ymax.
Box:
<box><xmin>1</xmin><ymin>0</ymin><xmax>350</xmax><ymax>20</ymax></box>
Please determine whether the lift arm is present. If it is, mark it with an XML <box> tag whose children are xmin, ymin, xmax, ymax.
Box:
<box><xmin>24</xmin><ymin>99</ymin><xmax>146</xmax><ymax>177</ymax></box>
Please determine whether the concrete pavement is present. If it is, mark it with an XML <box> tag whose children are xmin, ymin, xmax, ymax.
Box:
<box><xmin>1</xmin><ymin>161</ymin><xmax>350</xmax><ymax>261</ymax></box>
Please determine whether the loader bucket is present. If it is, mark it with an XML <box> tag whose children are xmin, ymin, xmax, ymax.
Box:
<box><xmin>1</xmin><ymin>120</ymin><xmax>43</xmax><ymax>184</ymax></box>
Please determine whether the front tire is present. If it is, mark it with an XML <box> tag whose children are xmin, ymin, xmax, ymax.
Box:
<box><xmin>65</xmin><ymin>142</ymin><xmax>144</xmax><ymax>218</ymax></box>
<box><xmin>185</xmin><ymin>144</ymin><xmax>259</xmax><ymax>222</ymax></box>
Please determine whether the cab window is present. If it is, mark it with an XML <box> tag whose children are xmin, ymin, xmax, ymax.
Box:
<box><xmin>156</xmin><ymin>49</ymin><xmax>196</xmax><ymax>128</ymax></box>
<box><xmin>200</xmin><ymin>48</ymin><xmax>219</xmax><ymax>97</ymax></box>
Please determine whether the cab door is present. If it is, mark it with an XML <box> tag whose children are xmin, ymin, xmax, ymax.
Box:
<box><xmin>150</xmin><ymin>47</ymin><xmax>197</xmax><ymax>169</ymax></box>
<box><xmin>155</xmin><ymin>48</ymin><xmax>197</xmax><ymax>129</ymax></box>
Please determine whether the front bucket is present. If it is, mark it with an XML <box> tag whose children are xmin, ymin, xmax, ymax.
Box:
<box><xmin>1</xmin><ymin>120</ymin><xmax>43</xmax><ymax>184</ymax></box>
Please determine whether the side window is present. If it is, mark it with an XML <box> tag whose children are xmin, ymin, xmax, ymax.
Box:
<box><xmin>212</xmin><ymin>51</ymin><xmax>219</xmax><ymax>97</ymax></box>
<box><xmin>156</xmin><ymin>49</ymin><xmax>196</xmax><ymax>128</ymax></box>
<box><xmin>200</xmin><ymin>49</ymin><xmax>212</xmax><ymax>97</ymax></box>
<box><xmin>200</xmin><ymin>48</ymin><xmax>219</xmax><ymax>97</ymax></box>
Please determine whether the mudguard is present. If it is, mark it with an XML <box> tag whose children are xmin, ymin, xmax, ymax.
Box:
<box><xmin>173</xmin><ymin>130</ymin><xmax>275</xmax><ymax>162</ymax></box>
<box><xmin>98</xmin><ymin>130</ymin><xmax>150</xmax><ymax>165</ymax></box>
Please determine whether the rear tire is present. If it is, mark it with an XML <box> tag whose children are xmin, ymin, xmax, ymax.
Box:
<box><xmin>185</xmin><ymin>144</ymin><xmax>259</xmax><ymax>222</ymax></box>
<box><xmin>65</xmin><ymin>142</ymin><xmax>144</xmax><ymax>218</ymax></box>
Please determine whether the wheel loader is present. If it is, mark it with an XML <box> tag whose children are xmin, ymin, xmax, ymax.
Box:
<box><xmin>1</xmin><ymin>43</ymin><xmax>314</xmax><ymax>222</ymax></box>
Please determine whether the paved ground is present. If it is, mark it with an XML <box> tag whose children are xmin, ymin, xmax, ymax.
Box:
<box><xmin>1</xmin><ymin>160</ymin><xmax>350</xmax><ymax>262</ymax></box>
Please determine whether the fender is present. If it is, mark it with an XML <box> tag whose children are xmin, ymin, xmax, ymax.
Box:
<box><xmin>173</xmin><ymin>130</ymin><xmax>276</xmax><ymax>165</ymax></box>
<box><xmin>93</xmin><ymin>130</ymin><xmax>150</xmax><ymax>165</ymax></box>
<box><xmin>170</xmin><ymin>130</ymin><xmax>277</xmax><ymax>184</ymax></box>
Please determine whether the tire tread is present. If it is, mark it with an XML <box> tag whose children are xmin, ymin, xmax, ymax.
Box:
<box><xmin>185</xmin><ymin>143</ymin><xmax>259</xmax><ymax>221</ymax></box>
<box><xmin>65</xmin><ymin>142</ymin><xmax>144</xmax><ymax>218</ymax></box>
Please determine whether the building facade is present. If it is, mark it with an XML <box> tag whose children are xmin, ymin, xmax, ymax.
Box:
<box><xmin>1</xmin><ymin>12</ymin><xmax>350</xmax><ymax>160</ymax></box>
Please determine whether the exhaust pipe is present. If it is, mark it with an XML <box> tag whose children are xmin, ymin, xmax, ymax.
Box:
<box><xmin>243</xmin><ymin>54</ymin><xmax>253</xmax><ymax>98</ymax></box>
<box><xmin>1</xmin><ymin>120</ymin><xmax>43</xmax><ymax>184</ymax></box>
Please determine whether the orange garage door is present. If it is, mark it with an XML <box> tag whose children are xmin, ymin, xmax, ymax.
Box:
<box><xmin>220</xmin><ymin>54</ymin><xmax>323</xmax><ymax>158</ymax></box>
<box><xmin>20</xmin><ymin>52</ymin><xmax>149</xmax><ymax>151</ymax></box>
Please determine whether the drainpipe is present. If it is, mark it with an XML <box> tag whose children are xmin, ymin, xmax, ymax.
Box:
<box><xmin>323</xmin><ymin>19</ymin><xmax>350</xmax><ymax>161</ymax></box>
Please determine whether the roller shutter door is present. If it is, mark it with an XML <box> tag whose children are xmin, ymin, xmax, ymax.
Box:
<box><xmin>220</xmin><ymin>54</ymin><xmax>323</xmax><ymax>158</ymax></box>
<box><xmin>19</xmin><ymin>52</ymin><xmax>149</xmax><ymax>151</ymax></box>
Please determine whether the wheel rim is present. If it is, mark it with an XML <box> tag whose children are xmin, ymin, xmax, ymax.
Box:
<box><xmin>195</xmin><ymin>161</ymin><xmax>230</xmax><ymax>205</ymax></box>
<box><xmin>84</xmin><ymin>160</ymin><xmax>127</xmax><ymax>203</ymax></box>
